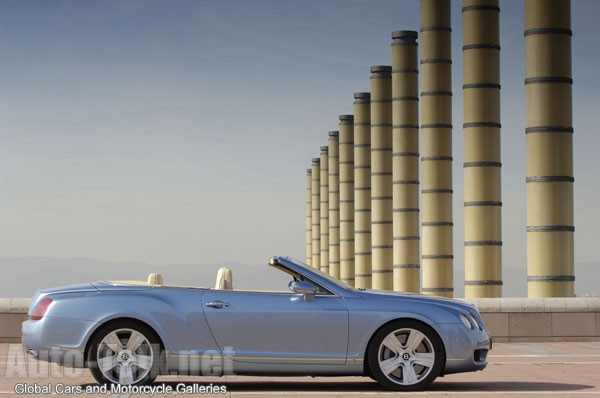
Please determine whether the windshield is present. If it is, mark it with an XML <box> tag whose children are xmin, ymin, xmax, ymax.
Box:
<box><xmin>283</xmin><ymin>257</ymin><xmax>357</xmax><ymax>291</ymax></box>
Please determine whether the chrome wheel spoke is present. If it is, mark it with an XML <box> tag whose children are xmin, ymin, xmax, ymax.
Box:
<box><xmin>401</xmin><ymin>362</ymin><xmax>419</xmax><ymax>385</ymax></box>
<box><xmin>103</xmin><ymin>332</ymin><xmax>123</xmax><ymax>350</ymax></box>
<box><xmin>126</xmin><ymin>331</ymin><xmax>145</xmax><ymax>352</ymax></box>
<box><xmin>379</xmin><ymin>356</ymin><xmax>402</xmax><ymax>376</ymax></box>
<box><xmin>119</xmin><ymin>363</ymin><xmax>134</xmax><ymax>385</ymax></box>
<box><xmin>405</xmin><ymin>329</ymin><xmax>425</xmax><ymax>353</ymax></box>
<box><xmin>105</xmin><ymin>344</ymin><xmax>121</xmax><ymax>356</ymax></box>
<box><xmin>98</xmin><ymin>355</ymin><xmax>118</xmax><ymax>373</ymax></box>
<box><xmin>135</xmin><ymin>354</ymin><xmax>153</xmax><ymax>371</ymax></box>
<box><xmin>382</xmin><ymin>334</ymin><xmax>404</xmax><ymax>355</ymax></box>
<box><xmin>412</xmin><ymin>352</ymin><xmax>434</xmax><ymax>368</ymax></box>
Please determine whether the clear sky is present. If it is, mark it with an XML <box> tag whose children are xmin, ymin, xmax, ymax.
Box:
<box><xmin>1</xmin><ymin>1</ymin><xmax>599</xmax><ymax>295</ymax></box>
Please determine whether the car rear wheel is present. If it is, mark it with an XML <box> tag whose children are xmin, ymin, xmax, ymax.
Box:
<box><xmin>367</xmin><ymin>320</ymin><xmax>445</xmax><ymax>391</ymax></box>
<box><xmin>88</xmin><ymin>320</ymin><xmax>162</xmax><ymax>386</ymax></box>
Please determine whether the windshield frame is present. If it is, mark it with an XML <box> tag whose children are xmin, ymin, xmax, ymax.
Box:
<box><xmin>270</xmin><ymin>256</ymin><xmax>358</xmax><ymax>297</ymax></box>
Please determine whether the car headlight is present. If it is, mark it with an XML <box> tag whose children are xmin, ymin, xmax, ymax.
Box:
<box><xmin>460</xmin><ymin>313</ymin><xmax>472</xmax><ymax>329</ymax></box>
<box><xmin>468</xmin><ymin>313</ymin><xmax>480</xmax><ymax>330</ymax></box>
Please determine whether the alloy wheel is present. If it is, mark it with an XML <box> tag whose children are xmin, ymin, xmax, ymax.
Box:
<box><xmin>96</xmin><ymin>328</ymin><xmax>154</xmax><ymax>385</ymax></box>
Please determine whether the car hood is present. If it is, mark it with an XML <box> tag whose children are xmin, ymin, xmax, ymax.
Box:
<box><xmin>357</xmin><ymin>289</ymin><xmax>477</xmax><ymax>312</ymax></box>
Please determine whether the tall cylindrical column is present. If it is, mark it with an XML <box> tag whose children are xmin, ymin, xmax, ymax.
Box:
<box><xmin>328</xmin><ymin>131</ymin><xmax>340</xmax><ymax>278</ymax></box>
<box><xmin>371</xmin><ymin>66</ymin><xmax>393</xmax><ymax>291</ymax></box>
<box><xmin>354</xmin><ymin>92</ymin><xmax>372</xmax><ymax>289</ymax></box>
<box><xmin>339</xmin><ymin>115</ymin><xmax>355</xmax><ymax>286</ymax></box>
<box><xmin>306</xmin><ymin>168</ymin><xmax>312</xmax><ymax>266</ymax></box>
<box><xmin>525</xmin><ymin>0</ymin><xmax>574</xmax><ymax>297</ymax></box>
<box><xmin>391</xmin><ymin>31</ymin><xmax>421</xmax><ymax>293</ymax></box>
<box><xmin>311</xmin><ymin>158</ymin><xmax>321</xmax><ymax>269</ymax></box>
<box><xmin>420</xmin><ymin>0</ymin><xmax>453</xmax><ymax>298</ymax></box>
<box><xmin>463</xmin><ymin>0</ymin><xmax>502</xmax><ymax>298</ymax></box>
<box><xmin>320</xmin><ymin>146</ymin><xmax>329</xmax><ymax>273</ymax></box>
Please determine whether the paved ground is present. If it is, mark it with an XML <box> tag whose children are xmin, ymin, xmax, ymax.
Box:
<box><xmin>1</xmin><ymin>342</ymin><xmax>600</xmax><ymax>397</ymax></box>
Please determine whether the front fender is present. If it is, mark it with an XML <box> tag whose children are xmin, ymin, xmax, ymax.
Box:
<box><xmin>345</xmin><ymin>296</ymin><xmax>465</xmax><ymax>362</ymax></box>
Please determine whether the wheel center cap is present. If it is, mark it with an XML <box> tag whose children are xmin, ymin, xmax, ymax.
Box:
<box><xmin>121</xmin><ymin>353</ymin><xmax>130</xmax><ymax>361</ymax></box>
<box><xmin>401</xmin><ymin>353</ymin><xmax>411</xmax><ymax>361</ymax></box>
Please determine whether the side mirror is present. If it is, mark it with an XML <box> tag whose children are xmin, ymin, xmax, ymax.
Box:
<box><xmin>291</xmin><ymin>280</ymin><xmax>317</xmax><ymax>302</ymax></box>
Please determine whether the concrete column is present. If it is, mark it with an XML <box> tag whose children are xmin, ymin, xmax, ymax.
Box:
<box><xmin>311</xmin><ymin>158</ymin><xmax>320</xmax><ymax>269</ymax></box>
<box><xmin>463</xmin><ymin>0</ymin><xmax>502</xmax><ymax>298</ymax></box>
<box><xmin>306</xmin><ymin>168</ymin><xmax>312</xmax><ymax>266</ymax></box>
<box><xmin>391</xmin><ymin>31</ymin><xmax>420</xmax><ymax>293</ymax></box>
<box><xmin>339</xmin><ymin>115</ymin><xmax>355</xmax><ymax>286</ymax></box>
<box><xmin>354</xmin><ymin>92</ymin><xmax>372</xmax><ymax>289</ymax></box>
<box><xmin>371</xmin><ymin>66</ymin><xmax>393</xmax><ymax>291</ymax></box>
<box><xmin>525</xmin><ymin>0</ymin><xmax>575</xmax><ymax>297</ymax></box>
<box><xmin>420</xmin><ymin>0</ymin><xmax>453</xmax><ymax>298</ymax></box>
<box><xmin>320</xmin><ymin>146</ymin><xmax>329</xmax><ymax>273</ymax></box>
<box><xmin>328</xmin><ymin>131</ymin><xmax>340</xmax><ymax>278</ymax></box>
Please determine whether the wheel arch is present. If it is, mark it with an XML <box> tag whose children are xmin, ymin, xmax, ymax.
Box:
<box><xmin>83</xmin><ymin>317</ymin><xmax>165</xmax><ymax>366</ymax></box>
<box><xmin>362</xmin><ymin>317</ymin><xmax>447</xmax><ymax>377</ymax></box>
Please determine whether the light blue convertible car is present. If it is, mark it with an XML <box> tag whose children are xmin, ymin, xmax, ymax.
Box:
<box><xmin>22</xmin><ymin>256</ymin><xmax>491</xmax><ymax>391</ymax></box>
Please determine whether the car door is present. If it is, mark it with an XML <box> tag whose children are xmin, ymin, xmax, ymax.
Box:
<box><xmin>201</xmin><ymin>289</ymin><xmax>349</xmax><ymax>365</ymax></box>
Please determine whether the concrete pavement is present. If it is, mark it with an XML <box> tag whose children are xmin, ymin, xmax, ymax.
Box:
<box><xmin>1</xmin><ymin>342</ymin><xmax>599</xmax><ymax>397</ymax></box>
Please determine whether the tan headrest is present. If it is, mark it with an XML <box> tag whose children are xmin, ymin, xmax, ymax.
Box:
<box><xmin>214</xmin><ymin>267</ymin><xmax>233</xmax><ymax>290</ymax></box>
<box><xmin>147</xmin><ymin>273</ymin><xmax>164</xmax><ymax>286</ymax></box>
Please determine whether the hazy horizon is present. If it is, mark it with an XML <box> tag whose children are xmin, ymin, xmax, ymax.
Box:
<box><xmin>1</xmin><ymin>256</ymin><xmax>599</xmax><ymax>298</ymax></box>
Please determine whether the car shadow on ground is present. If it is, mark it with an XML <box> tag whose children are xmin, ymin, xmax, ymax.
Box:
<box><xmin>430</xmin><ymin>381</ymin><xmax>595</xmax><ymax>392</ymax></box>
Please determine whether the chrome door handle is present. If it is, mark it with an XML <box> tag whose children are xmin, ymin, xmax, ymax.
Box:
<box><xmin>206</xmin><ymin>301</ymin><xmax>230</xmax><ymax>308</ymax></box>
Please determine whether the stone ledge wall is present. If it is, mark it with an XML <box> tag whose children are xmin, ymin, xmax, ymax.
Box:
<box><xmin>0</xmin><ymin>298</ymin><xmax>31</xmax><ymax>343</ymax></box>
<box><xmin>462</xmin><ymin>297</ymin><xmax>600</xmax><ymax>342</ymax></box>
<box><xmin>2</xmin><ymin>297</ymin><xmax>600</xmax><ymax>343</ymax></box>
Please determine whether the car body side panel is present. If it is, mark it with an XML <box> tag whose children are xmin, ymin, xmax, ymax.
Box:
<box><xmin>88</xmin><ymin>288</ymin><xmax>219</xmax><ymax>354</ymax></box>
<box><xmin>201</xmin><ymin>290</ymin><xmax>349</xmax><ymax>365</ymax></box>
<box><xmin>23</xmin><ymin>287</ymin><xmax>221</xmax><ymax>360</ymax></box>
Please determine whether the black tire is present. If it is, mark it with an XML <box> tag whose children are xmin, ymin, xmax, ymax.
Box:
<box><xmin>87</xmin><ymin>320</ymin><xmax>163</xmax><ymax>386</ymax></box>
<box><xmin>367</xmin><ymin>320</ymin><xmax>445</xmax><ymax>391</ymax></box>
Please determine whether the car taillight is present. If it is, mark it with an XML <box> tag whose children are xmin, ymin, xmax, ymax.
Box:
<box><xmin>30</xmin><ymin>297</ymin><xmax>53</xmax><ymax>320</ymax></box>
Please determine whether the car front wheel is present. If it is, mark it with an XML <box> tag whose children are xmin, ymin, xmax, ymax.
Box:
<box><xmin>87</xmin><ymin>320</ymin><xmax>162</xmax><ymax>386</ymax></box>
<box><xmin>367</xmin><ymin>320</ymin><xmax>445</xmax><ymax>391</ymax></box>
